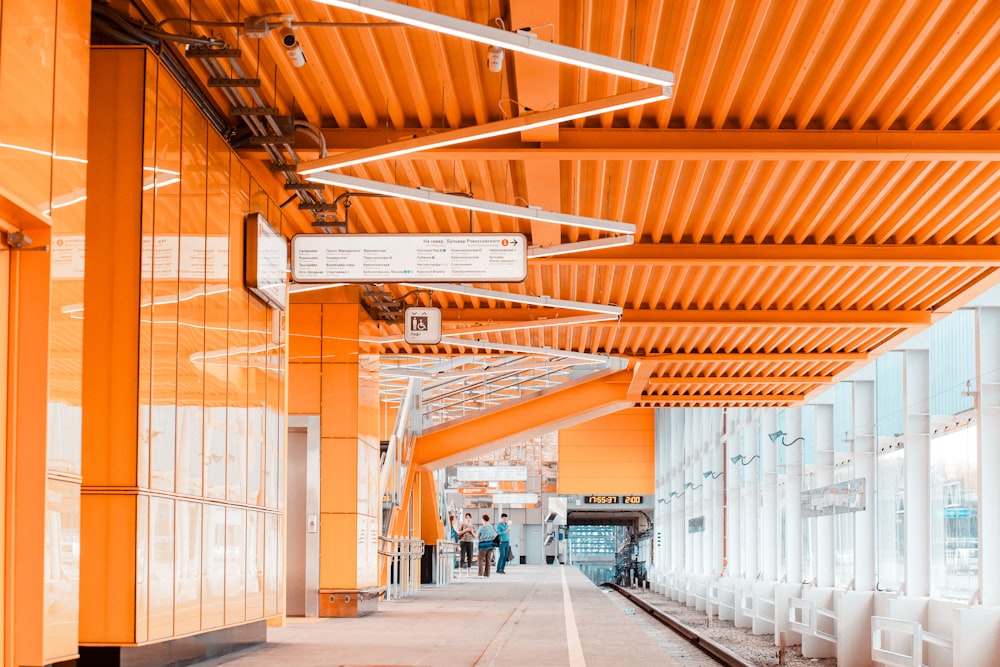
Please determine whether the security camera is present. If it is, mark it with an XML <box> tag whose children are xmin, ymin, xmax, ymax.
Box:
<box><xmin>487</xmin><ymin>45</ymin><xmax>504</xmax><ymax>73</ymax></box>
<box><xmin>278</xmin><ymin>27</ymin><xmax>306</xmax><ymax>67</ymax></box>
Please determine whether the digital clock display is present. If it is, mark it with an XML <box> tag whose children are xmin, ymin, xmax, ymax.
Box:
<box><xmin>584</xmin><ymin>495</ymin><xmax>620</xmax><ymax>504</ymax></box>
<box><xmin>622</xmin><ymin>495</ymin><xmax>644</xmax><ymax>504</ymax></box>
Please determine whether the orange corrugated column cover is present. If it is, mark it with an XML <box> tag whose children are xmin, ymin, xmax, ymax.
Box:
<box><xmin>288</xmin><ymin>293</ymin><xmax>381</xmax><ymax>614</ymax></box>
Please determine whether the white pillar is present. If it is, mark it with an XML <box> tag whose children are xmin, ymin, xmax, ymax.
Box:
<box><xmin>745</xmin><ymin>409</ymin><xmax>760</xmax><ymax>578</ymax></box>
<box><xmin>654</xmin><ymin>409</ymin><xmax>671</xmax><ymax>582</ymax></box>
<box><xmin>785</xmin><ymin>409</ymin><xmax>803</xmax><ymax>583</ymax></box>
<box><xmin>853</xmin><ymin>379</ymin><xmax>876</xmax><ymax>591</ymax></box>
<box><xmin>671</xmin><ymin>410</ymin><xmax>686</xmax><ymax>573</ymax></box>
<box><xmin>761</xmin><ymin>411</ymin><xmax>778</xmax><ymax>581</ymax></box>
<box><xmin>904</xmin><ymin>348</ymin><xmax>930</xmax><ymax>597</ymax></box>
<box><xmin>710</xmin><ymin>408</ymin><xmax>725</xmax><ymax>576</ymax></box>
<box><xmin>727</xmin><ymin>408</ymin><xmax>741</xmax><ymax>577</ymax></box>
<box><xmin>815</xmin><ymin>403</ymin><xmax>835</xmax><ymax>588</ymax></box>
<box><xmin>977</xmin><ymin>308</ymin><xmax>1000</xmax><ymax>605</ymax></box>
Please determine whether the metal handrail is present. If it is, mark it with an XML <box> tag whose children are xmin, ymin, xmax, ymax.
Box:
<box><xmin>435</xmin><ymin>539</ymin><xmax>460</xmax><ymax>585</ymax></box>
<box><xmin>788</xmin><ymin>598</ymin><xmax>838</xmax><ymax>643</ymax></box>
<box><xmin>871</xmin><ymin>616</ymin><xmax>953</xmax><ymax>667</ymax></box>
<box><xmin>379</xmin><ymin>536</ymin><xmax>424</xmax><ymax>600</ymax></box>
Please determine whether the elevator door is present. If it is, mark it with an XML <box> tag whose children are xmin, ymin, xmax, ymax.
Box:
<box><xmin>286</xmin><ymin>430</ymin><xmax>307</xmax><ymax>615</ymax></box>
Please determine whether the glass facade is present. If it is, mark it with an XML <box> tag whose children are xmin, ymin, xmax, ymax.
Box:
<box><xmin>652</xmin><ymin>306</ymin><xmax>990</xmax><ymax>603</ymax></box>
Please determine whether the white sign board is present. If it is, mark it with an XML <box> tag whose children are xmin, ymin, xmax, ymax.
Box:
<box><xmin>456</xmin><ymin>466</ymin><xmax>528</xmax><ymax>482</ymax></box>
<box><xmin>493</xmin><ymin>493</ymin><xmax>539</xmax><ymax>505</ymax></box>
<box><xmin>404</xmin><ymin>307</ymin><xmax>442</xmax><ymax>344</ymax></box>
<box><xmin>290</xmin><ymin>233</ymin><xmax>527</xmax><ymax>283</ymax></box>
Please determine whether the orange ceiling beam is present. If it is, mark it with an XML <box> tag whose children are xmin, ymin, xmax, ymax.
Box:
<box><xmin>413</xmin><ymin>368</ymin><xmax>633</xmax><ymax>468</ymax></box>
<box><xmin>635</xmin><ymin>352</ymin><xmax>867</xmax><ymax>362</ymax></box>
<box><xmin>648</xmin><ymin>375</ymin><xmax>834</xmax><ymax>385</ymax></box>
<box><xmin>533</xmin><ymin>243</ymin><xmax>1000</xmax><ymax>266</ymax></box>
<box><xmin>640</xmin><ymin>395</ymin><xmax>807</xmax><ymax>405</ymax></box>
<box><xmin>298</xmin><ymin>128</ymin><xmax>1000</xmax><ymax>162</ymax></box>
<box><xmin>435</xmin><ymin>307</ymin><xmax>932</xmax><ymax>327</ymax></box>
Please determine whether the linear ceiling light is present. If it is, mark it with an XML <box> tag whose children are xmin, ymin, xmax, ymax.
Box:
<box><xmin>288</xmin><ymin>282</ymin><xmax>348</xmax><ymax>294</ymax></box>
<box><xmin>401</xmin><ymin>282</ymin><xmax>622</xmax><ymax>315</ymax></box>
<box><xmin>305</xmin><ymin>172</ymin><xmax>635</xmax><ymax>234</ymax></box>
<box><xmin>381</xmin><ymin>358</ymin><xmax>602</xmax><ymax>379</ymax></box>
<box><xmin>528</xmin><ymin>235</ymin><xmax>635</xmax><ymax>258</ymax></box>
<box><xmin>438</xmin><ymin>336</ymin><xmax>613</xmax><ymax>363</ymax></box>
<box><xmin>313</xmin><ymin>0</ymin><xmax>675</xmax><ymax>88</ymax></box>
<box><xmin>298</xmin><ymin>88</ymin><xmax>669</xmax><ymax>173</ymax></box>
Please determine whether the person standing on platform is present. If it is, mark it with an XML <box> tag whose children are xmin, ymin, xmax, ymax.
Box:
<box><xmin>458</xmin><ymin>513</ymin><xmax>476</xmax><ymax>576</ymax></box>
<box><xmin>448</xmin><ymin>514</ymin><xmax>460</xmax><ymax>569</ymax></box>
<box><xmin>477</xmin><ymin>514</ymin><xmax>498</xmax><ymax>577</ymax></box>
<box><xmin>496</xmin><ymin>513</ymin><xmax>511</xmax><ymax>573</ymax></box>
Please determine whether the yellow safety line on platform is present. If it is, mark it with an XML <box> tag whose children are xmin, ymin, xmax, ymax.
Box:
<box><xmin>561</xmin><ymin>566</ymin><xmax>586</xmax><ymax>667</ymax></box>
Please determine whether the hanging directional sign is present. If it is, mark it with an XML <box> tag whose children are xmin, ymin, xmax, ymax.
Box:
<box><xmin>290</xmin><ymin>233</ymin><xmax>527</xmax><ymax>283</ymax></box>
<box><xmin>404</xmin><ymin>307</ymin><xmax>442</xmax><ymax>344</ymax></box>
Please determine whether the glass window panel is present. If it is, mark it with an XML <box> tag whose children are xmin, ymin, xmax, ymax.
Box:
<box><xmin>833</xmin><ymin>383</ymin><xmax>853</xmax><ymax>455</ymax></box>
<box><xmin>225</xmin><ymin>507</ymin><xmax>246</xmax><ymax>625</ymax></box>
<box><xmin>265</xmin><ymin>512</ymin><xmax>280</xmax><ymax>617</ymax></box>
<box><xmin>802</xmin><ymin>471</ymin><xmax>815</xmax><ymax>583</ymax></box>
<box><xmin>174</xmin><ymin>501</ymin><xmax>202</xmax><ymax>636</ymax></box>
<box><xmin>149</xmin><ymin>67</ymin><xmax>182</xmax><ymax>493</ymax></box>
<box><xmin>148</xmin><ymin>497</ymin><xmax>175</xmax><ymax>640</ymax></box>
<box><xmin>204</xmin><ymin>408</ymin><xmax>227</xmax><ymax>499</ymax></box>
<box><xmin>201</xmin><ymin>504</ymin><xmax>226</xmax><ymax>629</ymax></box>
<box><xmin>876</xmin><ymin>352</ymin><xmax>905</xmax><ymax>438</ymax></box>
<box><xmin>203</xmin><ymin>132</ymin><xmax>231</xmax><ymax>500</ymax></box>
<box><xmin>175</xmin><ymin>95</ymin><xmax>208</xmax><ymax>497</ymax></box>
<box><xmin>43</xmin><ymin>479</ymin><xmax>80</xmax><ymax>658</ymax></box>
<box><xmin>930</xmin><ymin>310</ymin><xmax>975</xmax><ymax>417</ymax></box>
<box><xmin>136</xmin><ymin>494</ymin><xmax>149</xmax><ymax>643</ymax></box>
<box><xmin>137</xmin><ymin>54</ymin><xmax>159</xmax><ymax>490</ymax></box>
<box><xmin>246</xmin><ymin>511</ymin><xmax>264</xmax><ymax>619</ymax></box>
<box><xmin>930</xmin><ymin>424</ymin><xmax>978</xmax><ymax>599</ymax></box>
<box><xmin>226</xmin><ymin>166</ymin><xmax>250</xmax><ymax>504</ymax></box>
<box><xmin>247</xmin><ymin>300</ymin><xmax>267</xmax><ymax>507</ymax></box>
<box><xmin>876</xmin><ymin>445</ymin><xmax>905</xmax><ymax>591</ymax></box>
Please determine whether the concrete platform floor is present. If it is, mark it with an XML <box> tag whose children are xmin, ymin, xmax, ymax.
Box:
<box><xmin>190</xmin><ymin>565</ymin><xmax>696</xmax><ymax>667</ymax></box>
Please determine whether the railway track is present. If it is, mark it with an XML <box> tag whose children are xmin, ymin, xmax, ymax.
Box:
<box><xmin>604</xmin><ymin>583</ymin><xmax>759</xmax><ymax>667</ymax></box>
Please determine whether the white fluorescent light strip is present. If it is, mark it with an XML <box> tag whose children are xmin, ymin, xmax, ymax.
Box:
<box><xmin>381</xmin><ymin>358</ymin><xmax>601</xmax><ymax>379</ymax></box>
<box><xmin>528</xmin><ymin>235</ymin><xmax>634</xmax><ymax>258</ymax></box>
<box><xmin>438</xmin><ymin>336</ymin><xmax>611</xmax><ymax>363</ymax></box>
<box><xmin>289</xmin><ymin>282</ymin><xmax>349</xmax><ymax>294</ymax></box>
<box><xmin>401</xmin><ymin>282</ymin><xmax>622</xmax><ymax>315</ymax></box>
<box><xmin>313</xmin><ymin>0</ymin><xmax>675</xmax><ymax>88</ymax></box>
<box><xmin>306</xmin><ymin>172</ymin><xmax>635</xmax><ymax>234</ymax></box>
<box><xmin>298</xmin><ymin>88</ymin><xmax>668</xmax><ymax>173</ymax></box>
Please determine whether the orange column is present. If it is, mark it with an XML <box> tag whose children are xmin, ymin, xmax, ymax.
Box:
<box><xmin>288</xmin><ymin>293</ymin><xmax>381</xmax><ymax>617</ymax></box>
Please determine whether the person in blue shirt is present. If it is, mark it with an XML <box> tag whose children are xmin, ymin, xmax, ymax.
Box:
<box><xmin>476</xmin><ymin>514</ymin><xmax>498</xmax><ymax>577</ymax></box>
<box><xmin>496</xmin><ymin>513</ymin><xmax>511</xmax><ymax>573</ymax></box>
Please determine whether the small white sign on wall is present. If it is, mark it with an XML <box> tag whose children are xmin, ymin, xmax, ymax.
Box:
<box><xmin>404</xmin><ymin>307</ymin><xmax>442</xmax><ymax>344</ymax></box>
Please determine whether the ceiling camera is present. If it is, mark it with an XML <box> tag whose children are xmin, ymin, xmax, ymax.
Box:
<box><xmin>278</xmin><ymin>27</ymin><xmax>306</xmax><ymax>67</ymax></box>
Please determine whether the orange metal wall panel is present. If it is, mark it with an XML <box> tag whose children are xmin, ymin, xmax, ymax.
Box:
<box><xmin>81</xmin><ymin>48</ymin><xmax>286</xmax><ymax>650</ymax></box>
<box><xmin>79</xmin><ymin>494</ymin><xmax>138</xmax><ymax>642</ymax></box>
<box><xmin>289</xmin><ymin>303</ymin><xmax>322</xmax><ymax>361</ymax></box>
<box><xmin>288</xmin><ymin>363</ymin><xmax>321</xmax><ymax>414</ymax></box>
<box><xmin>320</xmin><ymin>363</ymin><xmax>360</xmax><ymax>438</ymax></box>
<box><xmin>82</xmin><ymin>48</ymin><xmax>143</xmax><ymax>487</ymax></box>
<box><xmin>320</xmin><ymin>514</ymin><xmax>358</xmax><ymax>585</ymax></box>
<box><xmin>557</xmin><ymin>409</ymin><xmax>655</xmax><ymax>495</ymax></box>
<box><xmin>320</xmin><ymin>438</ymin><xmax>359</xmax><ymax>515</ymax></box>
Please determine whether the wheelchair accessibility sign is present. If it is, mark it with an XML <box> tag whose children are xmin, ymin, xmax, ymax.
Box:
<box><xmin>404</xmin><ymin>307</ymin><xmax>442</xmax><ymax>344</ymax></box>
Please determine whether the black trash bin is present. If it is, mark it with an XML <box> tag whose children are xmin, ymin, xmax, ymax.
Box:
<box><xmin>421</xmin><ymin>545</ymin><xmax>435</xmax><ymax>584</ymax></box>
